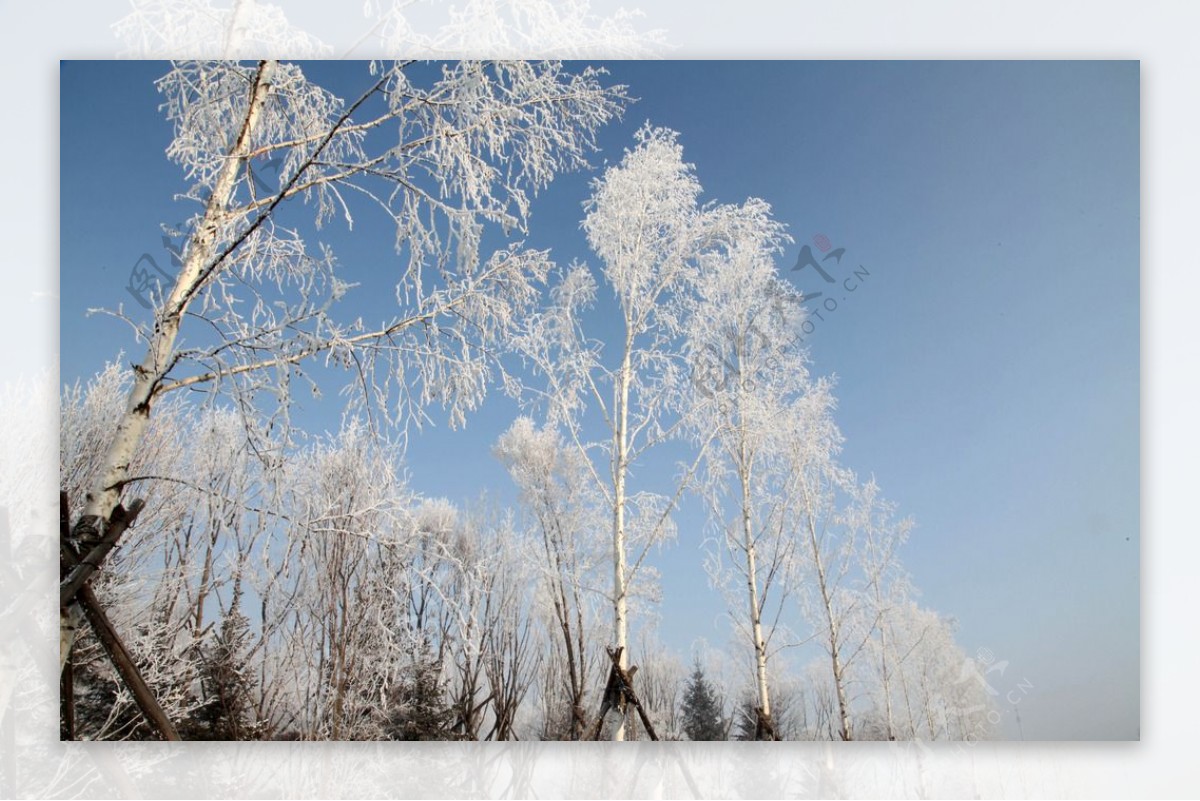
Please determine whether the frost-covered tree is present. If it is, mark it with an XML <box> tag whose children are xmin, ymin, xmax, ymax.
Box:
<box><xmin>777</xmin><ymin>382</ymin><xmax>934</xmax><ymax>742</ymax></box>
<box><xmin>797</xmin><ymin>658</ymin><xmax>841</xmax><ymax>740</ymax></box>
<box><xmin>401</xmin><ymin>498</ymin><xmax>462</xmax><ymax>658</ymax></box>
<box><xmin>64</xmin><ymin>366</ymin><xmax>573</xmax><ymax>741</ymax></box>
<box><xmin>629</xmin><ymin>631</ymin><xmax>687</xmax><ymax>740</ymax></box>
<box><xmin>383</xmin><ymin>637</ymin><xmax>452</xmax><ymax>741</ymax></box>
<box><xmin>61</xmin><ymin>363</ymin><xmax>282</xmax><ymax>740</ymax></box>
<box><xmin>181</xmin><ymin>604</ymin><xmax>262</xmax><ymax>740</ymax></box>
<box><xmin>684</xmin><ymin>197</ymin><xmax>803</xmax><ymax>739</ymax></box>
<box><xmin>512</xmin><ymin>125</ymin><xmax>728</xmax><ymax>738</ymax></box>
<box><xmin>112</xmin><ymin>0</ymin><xmax>668</xmax><ymax>61</ymax></box>
<box><xmin>845</xmin><ymin>479</ymin><xmax>915</xmax><ymax>740</ymax></box>
<box><xmin>279</xmin><ymin>419</ymin><xmax>410</xmax><ymax>740</ymax></box>
<box><xmin>868</xmin><ymin>602</ymin><xmax>995</xmax><ymax>741</ymax></box>
<box><xmin>779</xmin><ymin>378</ymin><xmax>862</xmax><ymax>741</ymax></box>
<box><xmin>432</xmin><ymin>508</ymin><xmax>540</xmax><ymax>741</ymax></box>
<box><xmin>479</xmin><ymin>520</ymin><xmax>541</xmax><ymax>741</ymax></box>
<box><xmin>64</xmin><ymin>58</ymin><xmax>627</xmax><ymax>663</ymax></box>
<box><xmin>494</xmin><ymin>417</ymin><xmax>604</xmax><ymax>739</ymax></box>
<box><xmin>576</xmin><ymin>125</ymin><xmax>699</xmax><ymax>695</ymax></box>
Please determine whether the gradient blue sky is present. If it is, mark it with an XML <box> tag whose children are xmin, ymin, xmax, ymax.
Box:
<box><xmin>60</xmin><ymin>60</ymin><xmax>1138</xmax><ymax>739</ymax></box>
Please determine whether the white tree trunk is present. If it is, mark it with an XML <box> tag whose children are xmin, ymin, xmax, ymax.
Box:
<box><xmin>733</xmin><ymin>342</ymin><xmax>773</xmax><ymax>737</ymax></box>
<box><xmin>829</xmin><ymin>620</ymin><xmax>853</xmax><ymax>741</ymax></box>
<box><xmin>733</xmin><ymin>348</ymin><xmax>772</xmax><ymax>734</ymax></box>
<box><xmin>611</xmin><ymin>343</ymin><xmax>631</xmax><ymax>741</ymax></box>
<box><xmin>740</xmin><ymin>452</ymin><xmax>773</xmax><ymax>734</ymax></box>
<box><xmin>804</xmin><ymin>493</ymin><xmax>852</xmax><ymax>740</ymax></box>
<box><xmin>877</xmin><ymin>602</ymin><xmax>896</xmax><ymax>739</ymax></box>
<box><xmin>60</xmin><ymin>61</ymin><xmax>277</xmax><ymax>670</ymax></box>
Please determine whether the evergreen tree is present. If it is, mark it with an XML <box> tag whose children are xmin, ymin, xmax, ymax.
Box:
<box><xmin>680</xmin><ymin>660</ymin><xmax>727</xmax><ymax>741</ymax></box>
<box><xmin>384</xmin><ymin>639</ymin><xmax>453</xmax><ymax>741</ymax></box>
<box><xmin>733</xmin><ymin>688</ymin><xmax>786</xmax><ymax>741</ymax></box>
<box><xmin>182</xmin><ymin>608</ymin><xmax>261</xmax><ymax>740</ymax></box>
<box><xmin>733</xmin><ymin>696</ymin><xmax>760</xmax><ymax>742</ymax></box>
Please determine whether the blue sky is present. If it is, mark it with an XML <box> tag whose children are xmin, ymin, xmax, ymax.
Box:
<box><xmin>60</xmin><ymin>60</ymin><xmax>1139</xmax><ymax>739</ymax></box>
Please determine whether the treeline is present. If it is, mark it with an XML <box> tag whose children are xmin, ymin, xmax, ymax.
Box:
<box><xmin>61</xmin><ymin>362</ymin><xmax>993</xmax><ymax>741</ymax></box>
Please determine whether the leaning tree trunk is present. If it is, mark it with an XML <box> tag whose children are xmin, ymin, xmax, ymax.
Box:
<box><xmin>61</xmin><ymin>61</ymin><xmax>278</xmax><ymax>669</ymax></box>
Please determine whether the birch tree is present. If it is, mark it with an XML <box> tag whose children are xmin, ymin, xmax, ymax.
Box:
<box><xmin>580</xmin><ymin>126</ymin><xmax>700</xmax><ymax>699</ymax></box>
<box><xmin>845</xmin><ymin>478</ymin><xmax>914</xmax><ymax>740</ymax></box>
<box><xmin>62</xmin><ymin>365</ymin><xmax>288</xmax><ymax>739</ymax></box>
<box><xmin>781</xmin><ymin>378</ymin><xmax>862</xmax><ymax>741</ymax></box>
<box><xmin>511</xmin><ymin>125</ymin><xmax>721</xmax><ymax>738</ymax></box>
<box><xmin>61</xmin><ymin>364</ymin><xmax>194</xmax><ymax>739</ymax></box>
<box><xmin>65</xmin><ymin>58</ymin><xmax>626</xmax><ymax>664</ymax></box>
<box><xmin>685</xmin><ymin>198</ymin><xmax>804</xmax><ymax>738</ymax></box>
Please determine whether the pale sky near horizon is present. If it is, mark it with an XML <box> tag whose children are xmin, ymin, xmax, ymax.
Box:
<box><xmin>60</xmin><ymin>60</ymin><xmax>1139</xmax><ymax>739</ymax></box>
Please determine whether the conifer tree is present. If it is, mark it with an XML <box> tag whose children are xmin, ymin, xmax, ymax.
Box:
<box><xmin>680</xmin><ymin>660</ymin><xmax>726</xmax><ymax>741</ymax></box>
<box><xmin>384</xmin><ymin>639</ymin><xmax>452</xmax><ymax>741</ymax></box>
<box><xmin>183</xmin><ymin>608</ymin><xmax>260</xmax><ymax>740</ymax></box>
